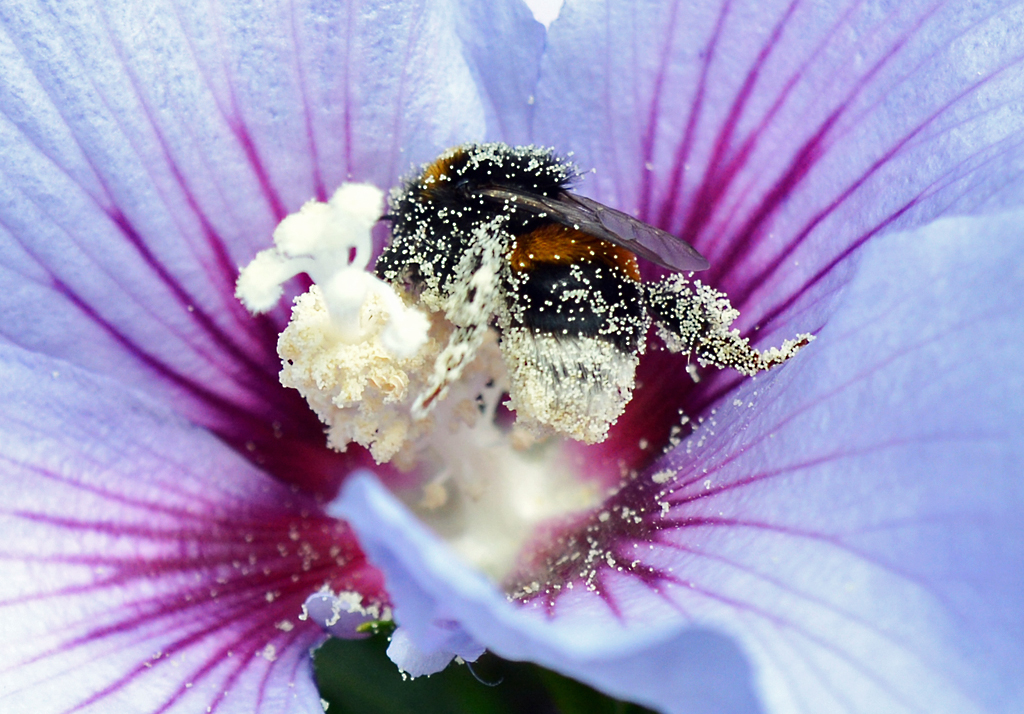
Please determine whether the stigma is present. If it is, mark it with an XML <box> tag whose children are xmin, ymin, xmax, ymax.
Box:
<box><xmin>235</xmin><ymin>183</ymin><xmax>429</xmax><ymax>359</ymax></box>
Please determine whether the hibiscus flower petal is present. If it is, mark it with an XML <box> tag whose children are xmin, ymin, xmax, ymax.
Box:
<box><xmin>534</xmin><ymin>0</ymin><xmax>1024</xmax><ymax>319</ymax></box>
<box><xmin>0</xmin><ymin>345</ymin><xmax>384</xmax><ymax>713</ymax></box>
<box><xmin>0</xmin><ymin>0</ymin><xmax>501</xmax><ymax>490</ymax></box>
<box><xmin>454</xmin><ymin>0</ymin><xmax>547</xmax><ymax>145</ymax></box>
<box><xmin>336</xmin><ymin>209</ymin><xmax>1024</xmax><ymax>713</ymax></box>
<box><xmin>647</xmin><ymin>209</ymin><xmax>1024</xmax><ymax>714</ymax></box>
<box><xmin>531</xmin><ymin>0</ymin><xmax>1024</xmax><ymax>489</ymax></box>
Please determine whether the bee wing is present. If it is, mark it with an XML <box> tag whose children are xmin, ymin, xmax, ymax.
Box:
<box><xmin>476</xmin><ymin>187</ymin><xmax>709</xmax><ymax>272</ymax></box>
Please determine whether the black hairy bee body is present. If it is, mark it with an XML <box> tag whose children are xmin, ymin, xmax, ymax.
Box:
<box><xmin>374</xmin><ymin>143</ymin><xmax>808</xmax><ymax>443</ymax></box>
<box><xmin>378</xmin><ymin>146</ymin><xmax>577</xmax><ymax>294</ymax></box>
<box><xmin>376</xmin><ymin>145</ymin><xmax>647</xmax><ymax>346</ymax></box>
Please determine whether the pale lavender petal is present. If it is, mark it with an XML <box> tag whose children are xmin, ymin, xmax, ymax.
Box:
<box><xmin>385</xmin><ymin>627</ymin><xmax>483</xmax><ymax>678</ymax></box>
<box><xmin>535</xmin><ymin>0</ymin><xmax>1024</xmax><ymax>324</ymax></box>
<box><xmin>507</xmin><ymin>210</ymin><xmax>1024</xmax><ymax>712</ymax></box>
<box><xmin>535</xmin><ymin>0</ymin><xmax>1024</xmax><ymax>489</ymax></box>
<box><xmin>454</xmin><ymin>0</ymin><xmax>547</xmax><ymax>145</ymax></box>
<box><xmin>387</xmin><ymin>628</ymin><xmax>455</xmax><ymax>678</ymax></box>
<box><xmin>333</xmin><ymin>473</ymin><xmax>761</xmax><ymax>713</ymax></box>
<box><xmin>302</xmin><ymin>592</ymin><xmax>373</xmax><ymax>639</ymax></box>
<box><xmin>0</xmin><ymin>345</ymin><xmax>385</xmax><ymax>713</ymax></box>
<box><xmin>0</xmin><ymin>0</ymin><xmax>490</xmax><ymax>491</ymax></box>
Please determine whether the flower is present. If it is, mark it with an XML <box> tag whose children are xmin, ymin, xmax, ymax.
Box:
<box><xmin>2</xmin><ymin>1</ymin><xmax>1023</xmax><ymax>714</ymax></box>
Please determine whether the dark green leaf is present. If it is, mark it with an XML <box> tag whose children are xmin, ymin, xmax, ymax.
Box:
<box><xmin>314</xmin><ymin>634</ymin><xmax>659</xmax><ymax>714</ymax></box>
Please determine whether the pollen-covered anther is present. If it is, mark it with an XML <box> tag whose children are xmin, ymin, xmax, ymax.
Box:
<box><xmin>278</xmin><ymin>287</ymin><xmax>503</xmax><ymax>465</ymax></box>
<box><xmin>279</xmin><ymin>287</ymin><xmax>409</xmax><ymax>460</ymax></box>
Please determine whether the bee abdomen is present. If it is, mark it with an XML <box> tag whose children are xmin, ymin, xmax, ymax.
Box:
<box><xmin>504</xmin><ymin>260</ymin><xmax>647</xmax><ymax>353</ymax></box>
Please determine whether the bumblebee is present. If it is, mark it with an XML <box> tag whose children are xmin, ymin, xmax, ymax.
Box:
<box><xmin>375</xmin><ymin>143</ymin><xmax>809</xmax><ymax>444</ymax></box>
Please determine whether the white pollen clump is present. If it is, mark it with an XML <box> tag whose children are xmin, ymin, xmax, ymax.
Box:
<box><xmin>651</xmin><ymin>469</ymin><xmax>674</xmax><ymax>485</ymax></box>
<box><xmin>278</xmin><ymin>286</ymin><xmax>480</xmax><ymax>464</ymax></box>
<box><xmin>235</xmin><ymin>183</ymin><xmax>429</xmax><ymax>358</ymax></box>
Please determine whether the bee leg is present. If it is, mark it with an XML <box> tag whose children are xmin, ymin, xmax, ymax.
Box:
<box><xmin>410</xmin><ymin>321</ymin><xmax>488</xmax><ymax>419</ymax></box>
<box><xmin>411</xmin><ymin>233</ymin><xmax>505</xmax><ymax>420</ymax></box>
<box><xmin>644</xmin><ymin>275</ymin><xmax>812</xmax><ymax>376</ymax></box>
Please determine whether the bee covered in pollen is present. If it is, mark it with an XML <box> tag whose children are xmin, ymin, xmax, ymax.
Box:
<box><xmin>235</xmin><ymin>141</ymin><xmax>813</xmax><ymax>573</ymax></box>
<box><xmin>374</xmin><ymin>143</ymin><xmax>812</xmax><ymax>444</ymax></box>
